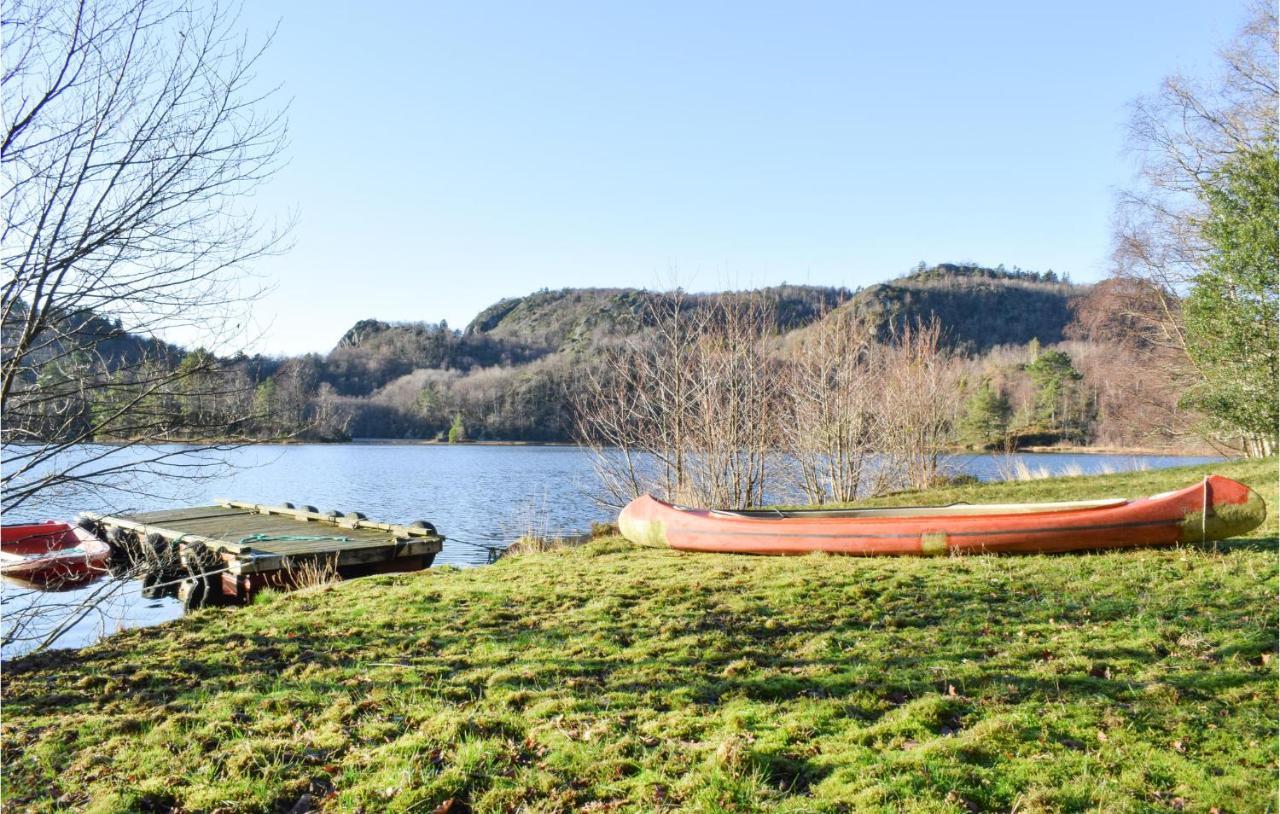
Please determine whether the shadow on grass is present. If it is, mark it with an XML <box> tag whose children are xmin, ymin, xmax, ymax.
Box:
<box><xmin>1184</xmin><ymin>534</ymin><xmax>1278</xmax><ymax>553</ymax></box>
<box><xmin>6</xmin><ymin>578</ymin><xmax>1271</xmax><ymax>722</ymax></box>
<box><xmin>3</xmin><ymin>535</ymin><xmax>1276</xmax><ymax>812</ymax></box>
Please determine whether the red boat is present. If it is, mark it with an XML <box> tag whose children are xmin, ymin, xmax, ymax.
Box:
<box><xmin>1</xmin><ymin>521</ymin><xmax>112</xmax><ymax>586</ymax></box>
<box><xmin>618</xmin><ymin>475</ymin><xmax>1266</xmax><ymax>556</ymax></box>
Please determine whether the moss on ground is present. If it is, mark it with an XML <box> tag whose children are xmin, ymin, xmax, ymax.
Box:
<box><xmin>2</xmin><ymin>459</ymin><xmax>1276</xmax><ymax>813</ymax></box>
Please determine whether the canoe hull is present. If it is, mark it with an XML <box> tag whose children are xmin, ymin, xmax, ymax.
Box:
<box><xmin>617</xmin><ymin>475</ymin><xmax>1266</xmax><ymax>556</ymax></box>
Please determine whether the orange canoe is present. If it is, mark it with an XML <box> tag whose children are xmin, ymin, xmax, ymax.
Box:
<box><xmin>617</xmin><ymin>475</ymin><xmax>1266</xmax><ymax>556</ymax></box>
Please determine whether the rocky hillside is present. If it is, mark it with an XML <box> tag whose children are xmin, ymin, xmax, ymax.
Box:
<box><xmin>293</xmin><ymin>265</ymin><xmax>1089</xmax><ymax>441</ymax></box>
<box><xmin>832</xmin><ymin>263</ymin><xmax>1084</xmax><ymax>352</ymax></box>
<box><xmin>463</xmin><ymin>285</ymin><xmax>854</xmax><ymax>354</ymax></box>
<box><xmin>426</xmin><ymin>263</ymin><xmax>1083</xmax><ymax>370</ymax></box>
<box><xmin>15</xmin><ymin>264</ymin><xmax>1095</xmax><ymax>443</ymax></box>
<box><xmin>464</xmin><ymin>287</ymin><xmax>644</xmax><ymax>353</ymax></box>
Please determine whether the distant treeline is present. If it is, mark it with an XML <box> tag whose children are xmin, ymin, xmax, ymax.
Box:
<box><xmin>2</xmin><ymin>264</ymin><xmax>1207</xmax><ymax>450</ymax></box>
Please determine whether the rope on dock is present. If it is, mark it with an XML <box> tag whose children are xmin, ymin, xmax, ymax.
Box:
<box><xmin>140</xmin><ymin>566</ymin><xmax>232</xmax><ymax>593</ymax></box>
<box><xmin>447</xmin><ymin>536</ymin><xmax>509</xmax><ymax>550</ymax></box>
<box><xmin>445</xmin><ymin>536</ymin><xmax>513</xmax><ymax>563</ymax></box>
<box><xmin>237</xmin><ymin>534</ymin><xmax>353</xmax><ymax>546</ymax></box>
<box><xmin>445</xmin><ymin>532</ymin><xmax>597</xmax><ymax>562</ymax></box>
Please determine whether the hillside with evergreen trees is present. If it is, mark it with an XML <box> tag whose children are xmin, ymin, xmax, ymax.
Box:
<box><xmin>13</xmin><ymin>263</ymin><xmax>1178</xmax><ymax>447</ymax></box>
<box><xmin>835</xmin><ymin>262</ymin><xmax>1084</xmax><ymax>351</ymax></box>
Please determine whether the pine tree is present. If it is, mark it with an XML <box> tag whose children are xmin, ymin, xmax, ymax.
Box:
<box><xmin>960</xmin><ymin>381</ymin><xmax>1012</xmax><ymax>449</ymax></box>
<box><xmin>447</xmin><ymin>414</ymin><xmax>468</xmax><ymax>444</ymax></box>
<box><xmin>1025</xmin><ymin>350</ymin><xmax>1088</xmax><ymax>440</ymax></box>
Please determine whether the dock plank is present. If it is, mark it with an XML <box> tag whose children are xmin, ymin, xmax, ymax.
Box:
<box><xmin>246</xmin><ymin>538</ymin><xmax>393</xmax><ymax>554</ymax></box>
<box><xmin>125</xmin><ymin>507</ymin><xmax>256</xmax><ymax>524</ymax></box>
<box><xmin>129</xmin><ymin>514</ymin><xmax>393</xmax><ymax>539</ymax></box>
<box><xmin>155</xmin><ymin>517</ymin><xmax>378</xmax><ymax>538</ymax></box>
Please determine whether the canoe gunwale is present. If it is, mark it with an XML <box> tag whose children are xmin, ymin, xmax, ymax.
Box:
<box><xmin>709</xmin><ymin>497</ymin><xmax>1130</xmax><ymax>520</ymax></box>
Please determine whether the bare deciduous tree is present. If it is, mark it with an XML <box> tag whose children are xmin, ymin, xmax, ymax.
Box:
<box><xmin>1110</xmin><ymin>0</ymin><xmax>1277</xmax><ymax>455</ymax></box>
<box><xmin>1117</xmin><ymin>2</ymin><xmax>1276</xmax><ymax>291</ymax></box>
<box><xmin>574</xmin><ymin>290</ymin><xmax>781</xmax><ymax>510</ymax></box>
<box><xmin>781</xmin><ymin>306</ymin><xmax>883</xmax><ymax>504</ymax></box>
<box><xmin>875</xmin><ymin>319</ymin><xmax>962</xmax><ymax>491</ymax></box>
<box><xmin>681</xmin><ymin>295</ymin><xmax>780</xmax><ymax>508</ymax></box>
<box><xmin>1067</xmin><ymin>281</ymin><xmax>1199</xmax><ymax>447</ymax></box>
<box><xmin>2</xmin><ymin>0</ymin><xmax>290</xmax><ymax>516</ymax></box>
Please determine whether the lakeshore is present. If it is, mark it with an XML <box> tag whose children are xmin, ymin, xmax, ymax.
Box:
<box><xmin>2</xmin><ymin>458</ymin><xmax>1275</xmax><ymax>812</ymax></box>
<box><xmin>54</xmin><ymin>436</ymin><xmax>1225</xmax><ymax>454</ymax></box>
<box><xmin>1</xmin><ymin>447</ymin><xmax>1226</xmax><ymax>658</ymax></box>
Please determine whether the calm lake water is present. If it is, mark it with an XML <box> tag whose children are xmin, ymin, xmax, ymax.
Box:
<box><xmin>1</xmin><ymin>444</ymin><xmax>1224</xmax><ymax>657</ymax></box>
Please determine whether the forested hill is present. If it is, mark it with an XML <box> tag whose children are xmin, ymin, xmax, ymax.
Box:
<box><xmin>463</xmin><ymin>285</ymin><xmax>854</xmax><ymax>353</ymax></box>
<box><xmin>292</xmin><ymin>265</ymin><xmax>1085</xmax><ymax>440</ymax></box>
<box><xmin>322</xmin><ymin>285</ymin><xmax>854</xmax><ymax>399</ymax></box>
<box><xmin>833</xmin><ymin>263</ymin><xmax>1084</xmax><ymax>351</ymax></box>
<box><xmin>342</xmin><ymin>265</ymin><xmax>1082</xmax><ymax>379</ymax></box>
<box><xmin>14</xmin><ymin>264</ymin><xmax>1093</xmax><ymax>444</ymax></box>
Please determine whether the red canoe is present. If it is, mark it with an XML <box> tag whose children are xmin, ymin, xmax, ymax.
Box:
<box><xmin>1</xmin><ymin>521</ymin><xmax>112</xmax><ymax>586</ymax></box>
<box><xmin>618</xmin><ymin>475</ymin><xmax>1267</xmax><ymax>556</ymax></box>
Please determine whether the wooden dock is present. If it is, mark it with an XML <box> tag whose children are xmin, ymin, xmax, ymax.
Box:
<box><xmin>81</xmin><ymin>499</ymin><xmax>444</xmax><ymax>609</ymax></box>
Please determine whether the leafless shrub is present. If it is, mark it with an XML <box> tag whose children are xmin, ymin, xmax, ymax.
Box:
<box><xmin>282</xmin><ymin>554</ymin><xmax>341</xmax><ymax>590</ymax></box>
<box><xmin>679</xmin><ymin>295</ymin><xmax>781</xmax><ymax>508</ymax></box>
<box><xmin>574</xmin><ymin>288</ymin><xmax>703</xmax><ymax>507</ymax></box>
<box><xmin>874</xmin><ymin>319</ymin><xmax>964</xmax><ymax>491</ymax></box>
<box><xmin>574</xmin><ymin>290</ymin><xmax>782</xmax><ymax>509</ymax></box>
<box><xmin>499</xmin><ymin>532</ymin><xmax>593</xmax><ymax>558</ymax></box>
<box><xmin>576</xmin><ymin>294</ymin><xmax>965</xmax><ymax>508</ymax></box>
<box><xmin>780</xmin><ymin>307</ymin><xmax>883</xmax><ymax>503</ymax></box>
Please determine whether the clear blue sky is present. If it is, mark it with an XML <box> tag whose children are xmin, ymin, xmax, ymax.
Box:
<box><xmin>235</xmin><ymin>1</ymin><xmax>1239</xmax><ymax>355</ymax></box>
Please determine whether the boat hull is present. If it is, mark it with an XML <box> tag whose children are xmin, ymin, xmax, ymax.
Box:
<box><xmin>617</xmin><ymin>475</ymin><xmax>1267</xmax><ymax>556</ymax></box>
<box><xmin>1</xmin><ymin>525</ymin><xmax>112</xmax><ymax>586</ymax></box>
<box><xmin>2</xmin><ymin>521</ymin><xmax>80</xmax><ymax>555</ymax></box>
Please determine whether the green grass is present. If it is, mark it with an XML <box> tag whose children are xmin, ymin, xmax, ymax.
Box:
<box><xmin>2</xmin><ymin>459</ymin><xmax>1276</xmax><ymax>813</ymax></box>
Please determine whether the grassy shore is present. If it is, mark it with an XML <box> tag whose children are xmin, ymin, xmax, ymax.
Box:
<box><xmin>2</xmin><ymin>459</ymin><xmax>1276</xmax><ymax>813</ymax></box>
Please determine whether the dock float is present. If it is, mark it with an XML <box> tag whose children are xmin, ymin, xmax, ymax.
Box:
<box><xmin>80</xmin><ymin>499</ymin><xmax>444</xmax><ymax>609</ymax></box>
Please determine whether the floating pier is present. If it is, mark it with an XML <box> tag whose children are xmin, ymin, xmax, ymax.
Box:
<box><xmin>80</xmin><ymin>499</ymin><xmax>444</xmax><ymax>609</ymax></box>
